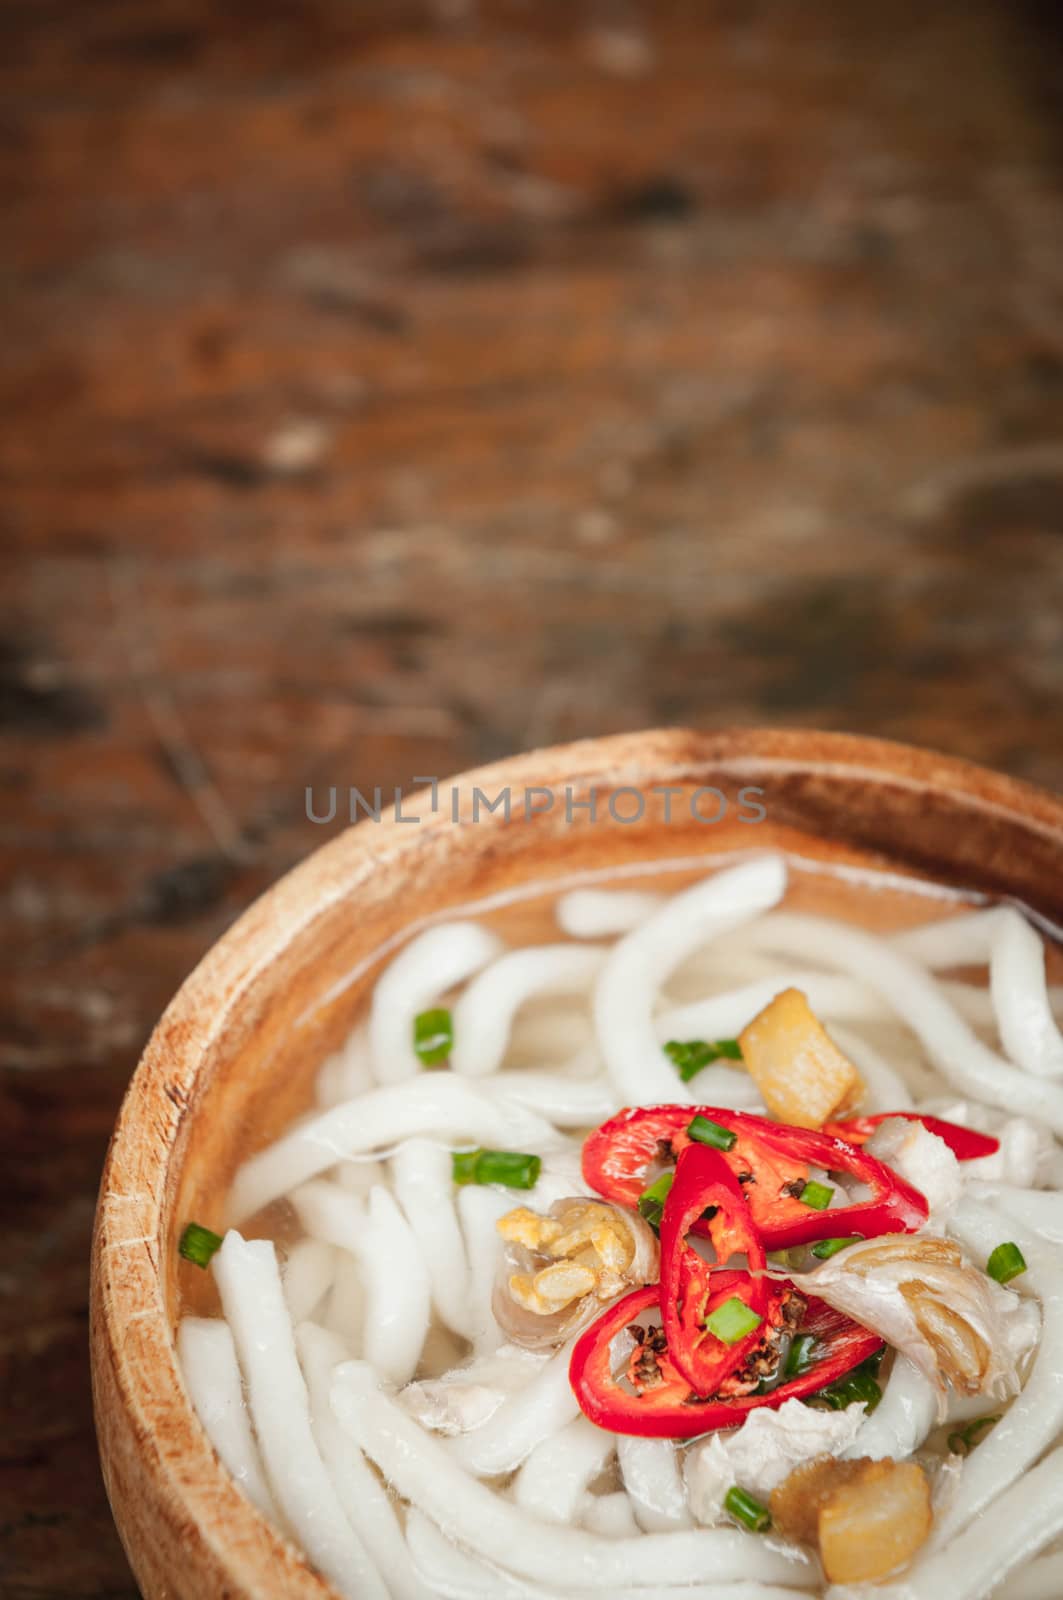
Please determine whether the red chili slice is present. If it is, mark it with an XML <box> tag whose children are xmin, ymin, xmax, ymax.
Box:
<box><xmin>824</xmin><ymin>1111</ymin><xmax>999</xmax><ymax>1162</ymax></box>
<box><xmin>570</xmin><ymin>1283</ymin><xmax>884</xmax><ymax>1438</ymax></box>
<box><xmin>582</xmin><ymin>1104</ymin><xmax>928</xmax><ymax>1248</ymax></box>
<box><xmin>659</xmin><ymin>1143</ymin><xmax>768</xmax><ymax>1394</ymax></box>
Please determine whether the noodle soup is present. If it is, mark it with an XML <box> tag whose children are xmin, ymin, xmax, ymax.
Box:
<box><xmin>175</xmin><ymin>853</ymin><xmax>1063</xmax><ymax>1600</ymax></box>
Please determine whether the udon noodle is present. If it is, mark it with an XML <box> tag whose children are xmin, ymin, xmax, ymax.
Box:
<box><xmin>176</xmin><ymin>853</ymin><xmax>1063</xmax><ymax>1599</ymax></box>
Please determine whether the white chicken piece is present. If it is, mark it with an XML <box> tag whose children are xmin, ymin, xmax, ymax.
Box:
<box><xmin>683</xmin><ymin>1399</ymin><xmax>868</xmax><ymax>1524</ymax></box>
<box><xmin>398</xmin><ymin>1345</ymin><xmax>548</xmax><ymax>1437</ymax></box>
<box><xmin>867</xmin><ymin>1116</ymin><xmax>963</xmax><ymax>1216</ymax></box>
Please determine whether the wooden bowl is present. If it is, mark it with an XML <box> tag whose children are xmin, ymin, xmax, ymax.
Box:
<box><xmin>90</xmin><ymin>728</ymin><xmax>1063</xmax><ymax>1599</ymax></box>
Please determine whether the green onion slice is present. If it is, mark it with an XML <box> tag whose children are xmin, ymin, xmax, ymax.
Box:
<box><xmin>811</xmin><ymin>1234</ymin><xmax>862</xmax><ymax>1259</ymax></box>
<box><xmin>704</xmin><ymin>1295</ymin><xmax>764</xmax><ymax>1345</ymax></box>
<box><xmin>687</xmin><ymin>1114</ymin><xmax>737</xmax><ymax>1152</ymax></box>
<box><xmin>807</xmin><ymin>1356</ymin><xmax>882</xmax><ymax>1413</ymax></box>
<box><xmin>724</xmin><ymin>1484</ymin><xmax>771</xmax><ymax>1532</ymax></box>
<box><xmin>798</xmin><ymin>1180</ymin><xmax>835</xmax><ymax>1211</ymax></box>
<box><xmin>451</xmin><ymin>1149</ymin><xmax>541</xmax><ymax>1189</ymax></box>
<box><xmin>637</xmin><ymin>1172</ymin><xmax>674</xmax><ymax>1230</ymax></box>
<box><xmin>783</xmin><ymin>1332</ymin><xmax>818</xmax><ymax>1378</ymax></box>
<box><xmin>947</xmin><ymin>1414</ymin><xmax>1000</xmax><ymax>1455</ymax></box>
<box><xmin>986</xmin><ymin>1241</ymin><xmax>1027</xmax><ymax>1284</ymax></box>
<box><xmin>179</xmin><ymin>1221</ymin><xmax>223</xmax><ymax>1269</ymax></box>
<box><xmin>664</xmin><ymin>1038</ymin><xmax>742</xmax><ymax>1083</ymax></box>
<box><xmin>413</xmin><ymin>1007</ymin><xmax>453</xmax><ymax>1066</ymax></box>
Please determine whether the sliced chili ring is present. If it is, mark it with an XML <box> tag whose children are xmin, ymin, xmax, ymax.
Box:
<box><xmin>570</xmin><ymin>1283</ymin><xmax>884</xmax><ymax>1439</ymax></box>
<box><xmin>582</xmin><ymin>1104</ymin><xmax>929</xmax><ymax>1248</ymax></box>
<box><xmin>824</xmin><ymin>1110</ymin><xmax>999</xmax><ymax>1162</ymax></box>
<box><xmin>660</xmin><ymin>1142</ymin><xmax>768</xmax><ymax>1394</ymax></box>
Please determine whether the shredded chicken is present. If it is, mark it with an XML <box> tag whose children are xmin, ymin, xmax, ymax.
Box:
<box><xmin>867</xmin><ymin>1115</ymin><xmax>963</xmax><ymax>1216</ymax></box>
<box><xmin>685</xmin><ymin>1400</ymin><xmax>867</xmax><ymax>1522</ymax></box>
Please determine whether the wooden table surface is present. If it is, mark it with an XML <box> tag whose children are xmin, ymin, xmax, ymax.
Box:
<box><xmin>3</xmin><ymin>1</ymin><xmax>1063</xmax><ymax>1594</ymax></box>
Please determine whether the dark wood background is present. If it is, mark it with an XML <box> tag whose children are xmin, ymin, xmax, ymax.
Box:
<box><xmin>3</xmin><ymin>1</ymin><xmax>1062</xmax><ymax>1594</ymax></box>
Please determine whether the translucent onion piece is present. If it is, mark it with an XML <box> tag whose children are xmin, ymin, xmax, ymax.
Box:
<box><xmin>369</xmin><ymin>920</ymin><xmax>504</xmax><ymax>1085</ymax></box>
<box><xmin>212</xmin><ymin>1234</ymin><xmax>386</xmax><ymax>1600</ymax></box>
<box><xmin>451</xmin><ymin>945</ymin><xmax>605</xmax><ymax>1078</ymax></box>
<box><xmin>331</xmin><ymin>1361</ymin><xmax>817</xmax><ymax>1590</ymax></box>
<box><xmin>781</xmin><ymin>1235</ymin><xmax>1036</xmax><ymax>1413</ymax></box>
<box><xmin>850</xmin><ymin>1444</ymin><xmax>1063</xmax><ymax>1600</ymax></box>
<box><xmin>176</xmin><ymin>1317</ymin><xmax>280</xmax><ymax>1523</ymax></box>
<box><xmin>595</xmin><ymin>856</ymin><xmax>788</xmax><ymax>1107</ymax></box>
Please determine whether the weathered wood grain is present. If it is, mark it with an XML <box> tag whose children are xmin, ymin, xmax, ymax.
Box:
<box><xmin>3</xmin><ymin>1</ymin><xmax>1062</xmax><ymax>1594</ymax></box>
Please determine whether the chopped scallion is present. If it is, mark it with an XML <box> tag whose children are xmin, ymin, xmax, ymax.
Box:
<box><xmin>947</xmin><ymin>1414</ymin><xmax>1000</xmax><ymax>1456</ymax></box>
<box><xmin>413</xmin><ymin>1007</ymin><xmax>453</xmax><ymax>1066</ymax></box>
<box><xmin>664</xmin><ymin>1037</ymin><xmax>742</xmax><ymax>1084</ymax></box>
<box><xmin>704</xmin><ymin>1295</ymin><xmax>764</xmax><ymax>1345</ymax></box>
<box><xmin>798</xmin><ymin>1180</ymin><xmax>834</xmax><ymax>1211</ymax></box>
<box><xmin>806</xmin><ymin>1356</ymin><xmax>882</xmax><ymax>1413</ymax></box>
<box><xmin>724</xmin><ymin>1484</ymin><xmax>771</xmax><ymax>1533</ymax></box>
<box><xmin>637</xmin><ymin>1172</ymin><xmax>674</xmax><ymax>1230</ymax></box>
<box><xmin>986</xmin><ymin>1241</ymin><xmax>1027</xmax><ymax>1285</ymax></box>
<box><xmin>687</xmin><ymin>1114</ymin><xmax>737</xmax><ymax>1152</ymax></box>
<box><xmin>783</xmin><ymin>1332</ymin><xmax>818</xmax><ymax>1378</ymax></box>
<box><xmin>811</xmin><ymin>1234</ymin><xmax>862</xmax><ymax>1260</ymax></box>
<box><xmin>450</xmin><ymin>1149</ymin><xmax>541</xmax><ymax>1189</ymax></box>
<box><xmin>179</xmin><ymin>1221</ymin><xmax>223</xmax><ymax>1269</ymax></box>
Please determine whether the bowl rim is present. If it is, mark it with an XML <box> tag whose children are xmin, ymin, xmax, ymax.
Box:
<box><xmin>90</xmin><ymin>726</ymin><xmax>1063</xmax><ymax>1598</ymax></box>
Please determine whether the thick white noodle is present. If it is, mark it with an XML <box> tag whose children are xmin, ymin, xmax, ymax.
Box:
<box><xmin>844</xmin><ymin>1445</ymin><xmax>1063</xmax><ymax>1600</ymax></box>
<box><xmin>513</xmin><ymin>1416</ymin><xmax>615</xmax><ymax>1523</ymax></box>
<box><xmin>656</xmin><ymin>973</ymin><xmax>890</xmax><ymax>1042</ymax></box>
<box><xmin>843</xmin><ymin>1356</ymin><xmax>936</xmax><ymax>1461</ymax></box>
<box><xmin>212</xmin><ymin>1234</ymin><xmax>384</xmax><ymax>1600</ymax></box>
<box><xmin>891</xmin><ymin>908</ymin><xmax>1001</xmax><ymax>967</ymax></box>
<box><xmin>291</xmin><ymin>1180</ymin><xmax>432</xmax><ymax>1386</ymax></box>
<box><xmin>335</xmin><ymin>1155</ymin><xmax>387</xmax><ymax>1197</ymax></box>
<box><xmin>990</xmin><ymin>909</ymin><xmax>1063</xmax><ymax>1079</ymax></box>
<box><xmin>617</xmin><ymin>1435</ymin><xmax>693</xmax><ymax>1531</ymax></box>
<box><xmin>407</xmin><ymin>1511</ymin><xmax>808</xmax><ymax>1600</ymax></box>
<box><xmin>227</xmin><ymin>1076</ymin><xmax>560</xmax><ymax>1223</ymax></box>
<box><xmin>332</xmin><ymin>1362</ymin><xmax>816</xmax><ymax>1590</ymax></box>
<box><xmin>296</xmin><ymin>1322</ymin><xmax>424</xmax><ymax>1600</ymax></box>
<box><xmin>595</xmin><ymin>856</ymin><xmax>788</xmax><ymax>1107</ymax></box>
<box><xmin>935</xmin><ymin>1199</ymin><xmax>1063</xmax><ymax>1542</ymax></box>
<box><xmin>450</xmin><ymin>1335</ymin><xmax>581</xmax><ymax>1475</ymax></box>
<box><xmin>740</xmin><ymin>912</ymin><xmax>1063</xmax><ymax>1136</ymax></box>
<box><xmin>391</xmin><ymin>1138</ymin><xmax>473</xmax><ymax>1339</ymax></box>
<box><xmin>484</xmin><ymin>1071</ymin><xmax>619</xmax><ymax>1127</ymax></box>
<box><xmin>828</xmin><ymin>1023</ymin><xmax>914</xmax><ymax>1112</ymax></box>
<box><xmin>505</xmin><ymin>1007</ymin><xmax>595</xmax><ymax>1064</ymax></box>
<box><xmin>966</xmin><ymin>1181</ymin><xmax>1063</xmax><ymax>1241</ymax></box>
<box><xmin>315</xmin><ymin>1050</ymin><xmax>349</xmax><ymax>1110</ymax></box>
<box><xmin>451</xmin><ymin>946</ymin><xmax>605</xmax><ymax>1078</ymax></box>
<box><xmin>556</xmin><ymin>888</ymin><xmax>665</xmax><ymax>939</ymax></box>
<box><xmin>282</xmin><ymin>1238</ymin><xmax>336</xmax><ymax>1324</ymax></box>
<box><xmin>1007</xmin><ymin>1553</ymin><xmax>1063</xmax><ymax>1600</ymax></box>
<box><xmin>325</xmin><ymin>1253</ymin><xmax>364</xmax><ymax>1343</ymax></box>
<box><xmin>369</xmin><ymin>921</ymin><xmax>504</xmax><ymax>1085</ymax></box>
<box><xmin>581</xmin><ymin>1493</ymin><xmax>640</xmax><ymax>1537</ymax></box>
<box><xmin>317</xmin><ymin>1025</ymin><xmax>375</xmax><ymax>1109</ymax></box>
<box><xmin>176</xmin><ymin>1316</ymin><xmax>279</xmax><ymax>1522</ymax></box>
<box><xmin>457</xmin><ymin>1184</ymin><xmax>514</xmax><ymax>1351</ymax></box>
